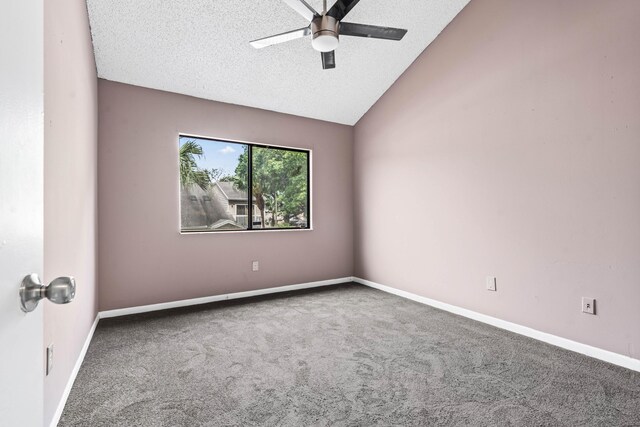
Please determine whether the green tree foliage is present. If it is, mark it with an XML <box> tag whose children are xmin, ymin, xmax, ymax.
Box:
<box><xmin>179</xmin><ymin>140</ymin><xmax>210</xmax><ymax>190</ymax></box>
<box><xmin>279</xmin><ymin>151</ymin><xmax>308</xmax><ymax>224</ymax></box>
<box><xmin>234</xmin><ymin>146</ymin><xmax>307</xmax><ymax>227</ymax></box>
<box><xmin>179</xmin><ymin>140</ymin><xmax>222</xmax><ymax>190</ymax></box>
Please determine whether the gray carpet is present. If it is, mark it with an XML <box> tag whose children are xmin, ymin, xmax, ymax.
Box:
<box><xmin>60</xmin><ymin>283</ymin><xmax>640</xmax><ymax>426</ymax></box>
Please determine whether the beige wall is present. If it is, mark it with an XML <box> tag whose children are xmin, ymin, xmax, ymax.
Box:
<box><xmin>44</xmin><ymin>0</ymin><xmax>98</xmax><ymax>424</ymax></box>
<box><xmin>354</xmin><ymin>0</ymin><xmax>640</xmax><ymax>359</ymax></box>
<box><xmin>98</xmin><ymin>80</ymin><xmax>353</xmax><ymax>311</ymax></box>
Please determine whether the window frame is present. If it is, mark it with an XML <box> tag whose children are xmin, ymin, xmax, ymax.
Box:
<box><xmin>178</xmin><ymin>133</ymin><xmax>312</xmax><ymax>234</ymax></box>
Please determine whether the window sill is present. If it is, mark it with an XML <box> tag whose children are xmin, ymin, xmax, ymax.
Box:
<box><xmin>179</xmin><ymin>227</ymin><xmax>313</xmax><ymax>235</ymax></box>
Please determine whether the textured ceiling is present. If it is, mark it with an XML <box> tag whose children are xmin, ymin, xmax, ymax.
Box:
<box><xmin>86</xmin><ymin>0</ymin><xmax>470</xmax><ymax>125</ymax></box>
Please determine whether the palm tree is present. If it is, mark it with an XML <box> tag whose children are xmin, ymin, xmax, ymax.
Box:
<box><xmin>179</xmin><ymin>140</ymin><xmax>210</xmax><ymax>190</ymax></box>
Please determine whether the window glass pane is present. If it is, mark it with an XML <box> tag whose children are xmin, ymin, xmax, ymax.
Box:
<box><xmin>179</xmin><ymin>136</ymin><xmax>249</xmax><ymax>232</ymax></box>
<box><xmin>252</xmin><ymin>146</ymin><xmax>309</xmax><ymax>229</ymax></box>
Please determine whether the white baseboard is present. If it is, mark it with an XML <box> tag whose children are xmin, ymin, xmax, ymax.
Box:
<box><xmin>99</xmin><ymin>277</ymin><xmax>352</xmax><ymax>319</ymax></box>
<box><xmin>353</xmin><ymin>276</ymin><xmax>640</xmax><ymax>373</ymax></box>
<box><xmin>50</xmin><ymin>314</ymin><xmax>100</xmax><ymax>427</ymax></box>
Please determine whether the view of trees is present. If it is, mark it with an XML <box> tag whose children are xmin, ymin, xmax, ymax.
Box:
<box><xmin>179</xmin><ymin>140</ymin><xmax>222</xmax><ymax>190</ymax></box>
<box><xmin>179</xmin><ymin>138</ymin><xmax>308</xmax><ymax>230</ymax></box>
<box><xmin>234</xmin><ymin>146</ymin><xmax>308</xmax><ymax>227</ymax></box>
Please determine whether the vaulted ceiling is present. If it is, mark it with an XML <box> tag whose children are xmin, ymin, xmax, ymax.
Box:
<box><xmin>86</xmin><ymin>0</ymin><xmax>470</xmax><ymax>125</ymax></box>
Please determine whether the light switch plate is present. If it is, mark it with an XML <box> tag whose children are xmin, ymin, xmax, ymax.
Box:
<box><xmin>252</xmin><ymin>261</ymin><xmax>259</xmax><ymax>272</ymax></box>
<box><xmin>486</xmin><ymin>276</ymin><xmax>497</xmax><ymax>291</ymax></box>
<box><xmin>582</xmin><ymin>297</ymin><xmax>596</xmax><ymax>315</ymax></box>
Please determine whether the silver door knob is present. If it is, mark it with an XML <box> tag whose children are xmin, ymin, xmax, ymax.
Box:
<box><xmin>19</xmin><ymin>274</ymin><xmax>76</xmax><ymax>312</ymax></box>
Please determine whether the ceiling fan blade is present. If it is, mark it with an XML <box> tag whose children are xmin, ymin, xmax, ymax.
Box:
<box><xmin>250</xmin><ymin>26</ymin><xmax>311</xmax><ymax>49</ymax></box>
<box><xmin>282</xmin><ymin>0</ymin><xmax>319</xmax><ymax>22</ymax></box>
<box><xmin>321</xmin><ymin>51</ymin><xmax>336</xmax><ymax>69</ymax></box>
<box><xmin>327</xmin><ymin>0</ymin><xmax>361</xmax><ymax>21</ymax></box>
<box><xmin>340</xmin><ymin>22</ymin><xmax>407</xmax><ymax>41</ymax></box>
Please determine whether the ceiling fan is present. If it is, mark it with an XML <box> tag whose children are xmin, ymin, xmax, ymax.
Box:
<box><xmin>250</xmin><ymin>0</ymin><xmax>408</xmax><ymax>69</ymax></box>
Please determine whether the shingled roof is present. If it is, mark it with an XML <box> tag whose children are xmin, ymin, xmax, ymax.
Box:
<box><xmin>180</xmin><ymin>184</ymin><xmax>234</xmax><ymax>230</ymax></box>
<box><xmin>215</xmin><ymin>181</ymin><xmax>247</xmax><ymax>202</ymax></box>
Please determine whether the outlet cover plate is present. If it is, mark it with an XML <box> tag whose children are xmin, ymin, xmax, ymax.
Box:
<box><xmin>582</xmin><ymin>297</ymin><xmax>596</xmax><ymax>315</ymax></box>
<box><xmin>252</xmin><ymin>261</ymin><xmax>259</xmax><ymax>272</ymax></box>
<box><xmin>486</xmin><ymin>276</ymin><xmax>497</xmax><ymax>291</ymax></box>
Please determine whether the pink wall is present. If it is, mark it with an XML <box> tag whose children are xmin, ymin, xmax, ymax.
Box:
<box><xmin>354</xmin><ymin>0</ymin><xmax>640</xmax><ymax>359</ymax></box>
<box><xmin>44</xmin><ymin>0</ymin><xmax>98</xmax><ymax>424</ymax></box>
<box><xmin>98</xmin><ymin>80</ymin><xmax>353</xmax><ymax>311</ymax></box>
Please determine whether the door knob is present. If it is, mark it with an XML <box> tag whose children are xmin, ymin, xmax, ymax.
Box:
<box><xmin>19</xmin><ymin>274</ymin><xmax>76</xmax><ymax>312</ymax></box>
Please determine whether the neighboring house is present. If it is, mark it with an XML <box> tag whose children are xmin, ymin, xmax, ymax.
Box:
<box><xmin>180</xmin><ymin>181</ymin><xmax>261</xmax><ymax>231</ymax></box>
<box><xmin>213</xmin><ymin>182</ymin><xmax>262</xmax><ymax>227</ymax></box>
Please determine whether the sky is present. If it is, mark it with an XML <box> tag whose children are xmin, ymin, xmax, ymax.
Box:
<box><xmin>179</xmin><ymin>136</ymin><xmax>245</xmax><ymax>179</ymax></box>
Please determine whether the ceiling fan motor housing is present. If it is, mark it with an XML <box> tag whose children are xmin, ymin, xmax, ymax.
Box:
<box><xmin>311</xmin><ymin>15</ymin><xmax>339</xmax><ymax>52</ymax></box>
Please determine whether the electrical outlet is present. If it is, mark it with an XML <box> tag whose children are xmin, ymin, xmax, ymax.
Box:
<box><xmin>486</xmin><ymin>276</ymin><xmax>497</xmax><ymax>291</ymax></box>
<box><xmin>582</xmin><ymin>297</ymin><xmax>596</xmax><ymax>315</ymax></box>
<box><xmin>252</xmin><ymin>260</ymin><xmax>259</xmax><ymax>272</ymax></box>
<box><xmin>46</xmin><ymin>344</ymin><xmax>53</xmax><ymax>375</ymax></box>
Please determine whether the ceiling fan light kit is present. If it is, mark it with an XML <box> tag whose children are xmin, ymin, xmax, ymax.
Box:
<box><xmin>311</xmin><ymin>15</ymin><xmax>339</xmax><ymax>52</ymax></box>
<box><xmin>250</xmin><ymin>0</ymin><xmax>408</xmax><ymax>69</ymax></box>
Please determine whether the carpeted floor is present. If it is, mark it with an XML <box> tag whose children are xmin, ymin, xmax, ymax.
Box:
<box><xmin>59</xmin><ymin>283</ymin><xmax>640</xmax><ymax>426</ymax></box>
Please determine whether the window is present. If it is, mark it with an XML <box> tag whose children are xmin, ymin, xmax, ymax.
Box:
<box><xmin>179</xmin><ymin>135</ymin><xmax>310</xmax><ymax>233</ymax></box>
<box><xmin>236</xmin><ymin>205</ymin><xmax>248</xmax><ymax>216</ymax></box>
<box><xmin>235</xmin><ymin>204</ymin><xmax>248</xmax><ymax>227</ymax></box>
<box><xmin>234</xmin><ymin>204</ymin><xmax>262</xmax><ymax>227</ymax></box>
